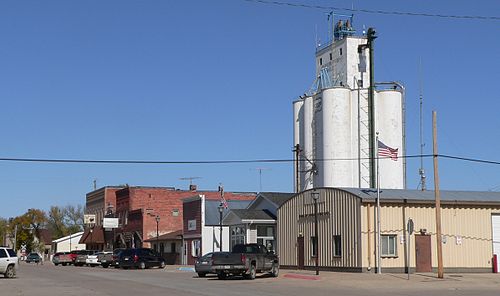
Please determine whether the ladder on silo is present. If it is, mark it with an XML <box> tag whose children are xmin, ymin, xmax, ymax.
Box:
<box><xmin>358</xmin><ymin>88</ymin><xmax>371</xmax><ymax>188</ymax></box>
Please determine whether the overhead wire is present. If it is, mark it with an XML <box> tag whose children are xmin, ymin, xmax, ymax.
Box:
<box><xmin>242</xmin><ymin>0</ymin><xmax>500</xmax><ymax>21</ymax></box>
<box><xmin>0</xmin><ymin>154</ymin><xmax>499</xmax><ymax>165</ymax></box>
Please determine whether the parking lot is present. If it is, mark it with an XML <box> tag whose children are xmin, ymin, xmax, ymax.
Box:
<box><xmin>2</xmin><ymin>262</ymin><xmax>500</xmax><ymax>296</ymax></box>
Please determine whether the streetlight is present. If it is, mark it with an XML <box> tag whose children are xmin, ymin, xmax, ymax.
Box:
<box><xmin>311</xmin><ymin>190</ymin><xmax>320</xmax><ymax>276</ymax></box>
<box><xmin>218</xmin><ymin>204</ymin><xmax>224</xmax><ymax>251</ymax></box>
<box><xmin>106</xmin><ymin>203</ymin><xmax>115</xmax><ymax>250</ymax></box>
<box><xmin>155</xmin><ymin>215</ymin><xmax>160</xmax><ymax>253</ymax></box>
<box><xmin>90</xmin><ymin>227</ymin><xmax>93</xmax><ymax>250</ymax></box>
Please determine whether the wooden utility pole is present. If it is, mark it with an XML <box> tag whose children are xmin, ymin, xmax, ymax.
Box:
<box><xmin>293</xmin><ymin>144</ymin><xmax>301</xmax><ymax>193</ymax></box>
<box><xmin>432</xmin><ymin>111</ymin><xmax>444</xmax><ymax>278</ymax></box>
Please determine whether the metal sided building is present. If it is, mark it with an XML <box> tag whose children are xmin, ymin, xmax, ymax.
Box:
<box><xmin>277</xmin><ymin>188</ymin><xmax>500</xmax><ymax>273</ymax></box>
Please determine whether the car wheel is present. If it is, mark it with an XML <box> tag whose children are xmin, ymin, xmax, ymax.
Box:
<box><xmin>245</xmin><ymin>264</ymin><xmax>256</xmax><ymax>280</ymax></box>
<box><xmin>217</xmin><ymin>272</ymin><xmax>227</xmax><ymax>280</ymax></box>
<box><xmin>139</xmin><ymin>261</ymin><xmax>146</xmax><ymax>270</ymax></box>
<box><xmin>159</xmin><ymin>261</ymin><xmax>166</xmax><ymax>269</ymax></box>
<box><xmin>4</xmin><ymin>265</ymin><xmax>16</xmax><ymax>278</ymax></box>
<box><xmin>62</xmin><ymin>263</ymin><xmax>67</xmax><ymax>266</ymax></box>
<box><xmin>198</xmin><ymin>272</ymin><xmax>207</xmax><ymax>278</ymax></box>
<box><xmin>270</xmin><ymin>263</ymin><xmax>279</xmax><ymax>277</ymax></box>
<box><xmin>102</xmin><ymin>264</ymin><xmax>109</xmax><ymax>268</ymax></box>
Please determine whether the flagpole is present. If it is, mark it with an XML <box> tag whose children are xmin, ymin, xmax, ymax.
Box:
<box><xmin>376</xmin><ymin>132</ymin><xmax>382</xmax><ymax>274</ymax></box>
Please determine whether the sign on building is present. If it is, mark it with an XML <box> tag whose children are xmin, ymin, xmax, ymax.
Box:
<box><xmin>188</xmin><ymin>219</ymin><xmax>196</xmax><ymax>231</ymax></box>
<box><xmin>84</xmin><ymin>214</ymin><xmax>96</xmax><ymax>224</ymax></box>
<box><xmin>103</xmin><ymin>218</ymin><xmax>119</xmax><ymax>229</ymax></box>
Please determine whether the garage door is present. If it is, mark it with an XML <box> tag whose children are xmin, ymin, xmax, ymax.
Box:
<box><xmin>492</xmin><ymin>215</ymin><xmax>500</xmax><ymax>273</ymax></box>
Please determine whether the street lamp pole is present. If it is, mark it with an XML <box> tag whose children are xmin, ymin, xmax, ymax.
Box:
<box><xmin>218</xmin><ymin>204</ymin><xmax>224</xmax><ymax>251</ymax></box>
<box><xmin>155</xmin><ymin>215</ymin><xmax>160</xmax><ymax>253</ymax></box>
<box><xmin>312</xmin><ymin>190</ymin><xmax>320</xmax><ymax>276</ymax></box>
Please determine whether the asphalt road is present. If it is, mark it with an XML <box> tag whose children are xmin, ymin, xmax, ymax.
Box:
<box><xmin>2</xmin><ymin>263</ymin><xmax>500</xmax><ymax>296</ymax></box>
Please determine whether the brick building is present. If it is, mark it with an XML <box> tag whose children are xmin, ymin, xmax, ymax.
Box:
<box><xmin>83</xmin><ymin>186</ymin><xmax>124</xmax><ymax>250</ymax></box>
<box><xmin>113</xmin><ymin>186</ymin><xmax>256</xmax><ymax>254</ymax></box>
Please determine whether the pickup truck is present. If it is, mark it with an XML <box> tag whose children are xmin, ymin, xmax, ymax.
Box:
<box><xmin>58</xmin><ymin>250</ymin><xmax>85</xmax><ymax>266</ymax></box>
<box><xmin>97</xmin><ymin>248</ymin><xmax>124</xmax><ymax>268</ymax></box>
<box><xmin>211</xmin><ymin>244</ymin><xmax>279</xmax><ymax>280</ymax></box>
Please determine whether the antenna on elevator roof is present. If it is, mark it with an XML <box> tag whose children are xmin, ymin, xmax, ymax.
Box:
<box><xmin>418</xmin><ymin>58</ymin><xmax>426</xmax><ymax>191</ymax></box>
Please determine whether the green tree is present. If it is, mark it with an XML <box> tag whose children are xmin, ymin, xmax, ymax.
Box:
<box><xmin>47</xmin><ymin>206</ymin><xmax>68</xmax><ymax>239</ymax></box>
<box><xmin>0</xmin><ymin>217</ymin><xmax>7</xmax><ymax>245</ymax></box>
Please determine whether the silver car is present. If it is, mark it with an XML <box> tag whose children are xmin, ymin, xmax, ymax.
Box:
<box><xmin>195</xmin><ymin>252</ymin><xmax>229</xmax><ymax>277</ymax></box>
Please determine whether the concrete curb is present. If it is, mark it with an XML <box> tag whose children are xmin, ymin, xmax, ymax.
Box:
<box><xmin>283</xmin><ymin>273</ymin><xmax>321</xmax><ymax>281</ymax></box>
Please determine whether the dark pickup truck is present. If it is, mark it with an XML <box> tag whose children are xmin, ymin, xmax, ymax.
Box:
<box><xmin>211</xmin><ymin>244</ymin><xmax>279</xmax><ymax>280</ymax></box>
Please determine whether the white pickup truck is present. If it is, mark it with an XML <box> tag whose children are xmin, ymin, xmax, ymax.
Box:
<box><xmin>0</xmin><ymin>247</ymin><xmax>18</xmax><ymax>278</ymax></box>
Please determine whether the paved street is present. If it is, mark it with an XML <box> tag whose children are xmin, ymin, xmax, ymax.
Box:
<box><xmin>2</xmin><ymin>263</ymin><xmax>500</xmax><ymax>296</ymax></box>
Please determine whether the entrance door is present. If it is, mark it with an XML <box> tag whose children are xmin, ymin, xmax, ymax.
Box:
<box><xmin>492</xmin><ymin>215</ymin><xmax>500</xmax><ymax>272</ymax></box>
<box><xmin>415</xmin><ymin>234</ymin><xmax>432</xmax><ymax>272</ymax></box>
<box><xmin>297</xmin><ymin>236</ymin><xmax>304</xmax><ymax>269</ymax></box>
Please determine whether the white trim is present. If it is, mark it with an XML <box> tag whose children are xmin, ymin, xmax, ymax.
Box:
<box><xmin>241</xmin><ymin>219</ymin><xmax>276</xmax><ymax>224</ymax></box>
<box><xmin>52</xmin><ymin>232</ymin><xmax>84</xmax><ymax>243</ymax></box>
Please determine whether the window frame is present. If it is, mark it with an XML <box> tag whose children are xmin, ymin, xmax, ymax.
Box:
<box><xmin>333</xmin><ymin>235</ymin><xmax>341</xmax><ymax>257</ymax></box>
<box><xmin>381</xmin><ymin>234</ymin><xmax>398</xmax><ymax>257</ymax></box>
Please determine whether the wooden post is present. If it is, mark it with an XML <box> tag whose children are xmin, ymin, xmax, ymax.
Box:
<box><xmin>432</xmin><ymin>111</ymin><xmax>444</xmax><ymax>278</ymax></box>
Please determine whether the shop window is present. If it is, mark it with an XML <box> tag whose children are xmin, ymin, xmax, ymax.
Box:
<box><xmin>257</xmin><ymin>226</ymin><xmax>274</xmax><ymax>237</ymax></box>
<box><xmin>333</xmin><ymin>235</ymin><xmax>341</xmax><ymax>257</ymax></box>
<box><xmin>191</xmin><ymin>240</ymin><xmax>201</xmax><ymax>257</ymax></box>
<box><xmin>381</xmin><ymin>235</ymin><xmax>397</xmax><ymax>257</ymax></box>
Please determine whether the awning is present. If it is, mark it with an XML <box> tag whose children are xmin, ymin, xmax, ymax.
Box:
<box><xmin>79</xmin><ymin>227</ymin><xmax>106</xmax><ymax>244</ymax></box>
<box><xmin>144</xmin><ymin>230</ymin><xmax>183</xmax><ymax>243</ymax></box>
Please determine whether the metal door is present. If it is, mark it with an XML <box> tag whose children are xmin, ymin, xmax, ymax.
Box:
<box><xmin>297</xmin><ymin>236</ymin><xmax>304</xmax><ymax>269</ymax></box>
<box><xmin>415</xmin><ymin>234</ymin><xmax>432</xmax><ymax>272</ymax></box>
<box><xmin>492</xmin><ymin>215</ymin><xmax>500</xmax><ymax>273</ymax></box>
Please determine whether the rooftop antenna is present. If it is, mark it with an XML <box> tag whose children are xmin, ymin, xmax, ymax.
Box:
<box><xmin>418</xmin><ymin>58</ymin><xmax>426</xmax><ymax>191</ymax></box>
<box><xmin>179</xmin><ymin>177</ymin><xmax>202</xmax><ymax>187</ymax></box>
<box><xmin>93</xmin><ymin>179</ymin><xmax>97</xmax><ymax>190</ymax></box>
<box><xmin>250</xmin><ymin>168</ymin><xmax>271</xmax><ymax>192</ymax></box>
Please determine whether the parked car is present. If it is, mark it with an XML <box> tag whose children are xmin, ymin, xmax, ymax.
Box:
<box><xmin>86</xmin><ymin>252</ymin><xmax>102</xmax><ymax>267</ymax></box>
<box><xmin>98</xmin><ymin>249</ymin><xmax>123</xmax><ymax>268</ymax></box>
<box><xmin>74</xmin><ymin>250</ymin><xmax>98</xmax><ymax>267</ymax></box>
<box><xmin>118</xmin><ymin>248</ymin><xmax>166</xmax><ymax>270</ymax></box>
<box><xmin>25</xmin><ymin>253</ymin><xmax>42</xmax><ymax>263</ymax></box>
<box><xmin>0</xmin><ymin>247</ymin><xmax>18</xmax><ymax>278</ymax></box>
<box><xmin>195</xmin><ymin>252</ymin><xmax>223</xmax><ymax>277</ymax></box>
<box><xmin>211</xmin><ymin>244</ymin><xmax>279</xmax><ymax>280</ymax></box>
<box><xmin>58</xmin><ymin>250</ymin><xmax>84</xmax><ymax>266</ymax></box>
<box><xmin>52</xmin><ymin>252</ymin><xmax>68</xmax><ymax>266</ymax></box>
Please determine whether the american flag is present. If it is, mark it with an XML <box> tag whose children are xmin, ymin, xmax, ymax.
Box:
<box><xmin>218</xmin><ymin>185</ymin><xmax>228</xmax><ymax>208</ymax></box>
<box><xmin>378</xmin><ymin>140</ymin><xmax>398</xmax><ymax>161</ymax></box>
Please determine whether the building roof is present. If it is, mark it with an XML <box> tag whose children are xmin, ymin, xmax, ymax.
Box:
<box><xmin>144</xmin><ymin>230</ymin><xmax>183</xmax><ymax>242</ymax></box>
<box><xmin>258</xmin><ymin>192</ymin><xmax>295</xmax><ymax>207</ymax></box>
<box><xmin>38</xmin><ymin>229</ymin><xmax>53</xmax><ymax>245</ymax></box>
<box><xmin>340</xmin><ymin>188</ymin><xmax>500</xmax><ymax>204</ymax></box>
<box><xmin>205</xmin><ymin>200</ymin><xmax>252</xmax><ymax>225</ymax></box>
<box><xmin>229</xmin><ymin>209</ymin><xmax>276</xmax><ymax>221</ymax></box>
<box><xmin>52</xmin><ymin>232</ymin><xmax>84</xmax><ymax>243</ymax></box>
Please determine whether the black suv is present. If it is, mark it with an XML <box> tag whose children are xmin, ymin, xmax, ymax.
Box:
<box><xmin>118</xmin><ymin>248</ymin><xmax>166</xmax><ymax>269</ymax></box>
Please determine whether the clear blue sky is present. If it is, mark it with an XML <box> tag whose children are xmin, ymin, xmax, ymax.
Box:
<box><xmin>1</xmin><ymin>0</ymin><xmax>499</xmax><ymax>217</ymax></box>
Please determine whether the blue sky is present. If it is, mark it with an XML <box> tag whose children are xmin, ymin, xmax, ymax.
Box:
<box><xmin>1</xmin><ymin>0</ymin><xmax>499</xmax><ymax>217</ymax></box>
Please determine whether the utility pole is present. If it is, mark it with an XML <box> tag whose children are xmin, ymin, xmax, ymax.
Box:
<box><xmin>293</xmin><ymin>144</ymin><xmax>302</xmax><ymax>193</ymax></box>
<box><xmin>432</xmin><ymin>111</ymin><xmax>444</xmax><ymax>278</ymax></box>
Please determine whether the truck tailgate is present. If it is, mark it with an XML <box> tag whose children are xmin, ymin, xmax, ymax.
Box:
<box><xmin>211</xmin><ymin>253</ymin><xmax>244</xmax><ymax>266</ymax></box>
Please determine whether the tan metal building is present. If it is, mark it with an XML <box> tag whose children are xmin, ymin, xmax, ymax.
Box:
<box><xmin>277</xmin><ymin>188</ymin><xmax>500</xmax><ymax>273</ymax></box>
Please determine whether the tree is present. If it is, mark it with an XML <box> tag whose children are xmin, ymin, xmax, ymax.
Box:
<box><xmin>63</xmin><ymin>204</ymin><xmax>84</xmax><ymax>234</ymax></box>
<box><xmin>47</xmin><ymin>206</ymin><xmax>68</xmax><ymax>239</ymax></box>
<box><xmin>0</xmin><ymin>217</ymin><xmax>7</xmax><ymax>245</ymax></box>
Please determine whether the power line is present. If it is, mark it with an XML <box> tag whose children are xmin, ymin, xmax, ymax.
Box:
<box><xmin>0</xmin><ymin>154</ymin><xmax>499</xmax><ymax>165</ymax></box>
<box><xmin>242</xmin><ymin>0</ymin><xmax>500</xmax><ymax>21</ymax></box>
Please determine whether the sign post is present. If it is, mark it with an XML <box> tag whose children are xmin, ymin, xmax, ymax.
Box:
<box><xmin>407</xmin><ymin>218</ymin><xmax>414</xmax><ymax>280</ymax></box>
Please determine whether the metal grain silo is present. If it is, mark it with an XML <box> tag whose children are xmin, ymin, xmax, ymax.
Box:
<box><xmin>293</xmin><ymin>99</ymin><xmax>304</xmax><ymax>192</ymax></box>
<box><xmin>318</xmin><ymin>88</ymin><xmax>354</xmax><ymax>187</ymax></box>
<box><xmin>375</xmin><ymin>89</ymin><xmax>405</xmax><ymax>189</ymax></box>
<box><xmin>302</xmin><ymin>96</ymin><xmax>314</xmax><ymax>190</ymax></box>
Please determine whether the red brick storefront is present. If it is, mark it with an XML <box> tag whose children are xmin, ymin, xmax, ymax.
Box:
<box><xmin>114</xmin><ymin>186</ymin><xmax>255</xmax><ymax>251</ymax></box>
